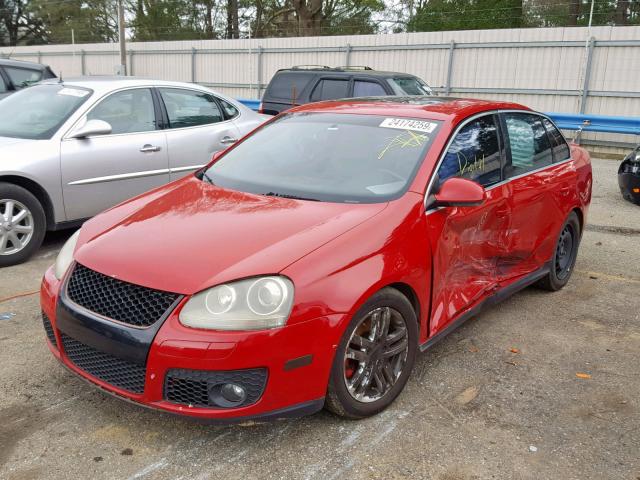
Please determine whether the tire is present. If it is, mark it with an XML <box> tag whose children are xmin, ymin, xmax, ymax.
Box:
<box><xmin>536</xmin><ymin>211</ymin><xmax>581</xmax><ymax>292</ymax></box>
<box><xmin>0</xmin><ymin>182</ymin><xmax>46</xmax><ymax>267</ymax></box>
<box><xmin>325</xmin><ymin>287</ymin><xmax>418</xmax><ymax>419</ymax></box>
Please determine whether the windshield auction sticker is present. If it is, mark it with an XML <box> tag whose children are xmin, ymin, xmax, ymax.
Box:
<box><xmin>57</xmin><ymin>88</ymin><xmax>90</xmax><ymax>98</ymax></box>
<box><xmin>379</xmin><ymin>118</ymin><xmax>438</xmax><ymax>133</ymax></box>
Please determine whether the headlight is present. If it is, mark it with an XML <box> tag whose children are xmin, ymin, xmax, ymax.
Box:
<box><xmin>54</xmin><ymin>230</ymin><xmax>80</xmax><ymax>280</ymax></box>
<box><xmin>179</xmin><ymin>276</ymin><xmax>294</xmax><ymax>331</ymax></box>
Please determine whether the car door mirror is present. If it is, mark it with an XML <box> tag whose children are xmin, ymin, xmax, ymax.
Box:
<box><xmin>70</xmin><ymin>119</ymin><xmax>112</xmax><ymax>139</ymax></box>
<box><xmin>431</xmin><ymin>177</ymin><xmax>486</xmax><ymax>208</ymax></box>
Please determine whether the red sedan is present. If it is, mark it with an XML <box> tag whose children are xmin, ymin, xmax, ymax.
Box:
<box><xmin>41</xmin><ymin>97</ymin><xmax>592</xmax><ymax>421</ymax></box>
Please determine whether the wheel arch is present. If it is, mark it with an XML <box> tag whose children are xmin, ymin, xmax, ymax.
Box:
<box><xmin>571</xmin><ymin>207</ymin><xmax>584</xmax><ymax>236</ymax></box>
<box><xmin>0</xmin><ymin>175</ymin><xmax>55</xmax><ymax>230</ymax></box>
<box><xmin>386</xmin><ymin>282</ymin><xmax>421</xmax><ymax>328</ymax></box>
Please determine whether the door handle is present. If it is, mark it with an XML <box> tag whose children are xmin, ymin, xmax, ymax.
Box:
<box><xmin>140</xmin><ymin>144</ymin><xmax>161</xmax><ymax>153</ymax></box>
<box><xmin>220</xmin><ymin>136</ymin><xmax>238</xmax><ymax>145</ymax></box>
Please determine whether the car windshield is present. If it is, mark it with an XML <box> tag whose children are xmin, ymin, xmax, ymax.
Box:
<box><xmin>0</xmin><ymin>84</ymin><xmax>92</xmax><ymax>140</ymax></box>
<box><xmin>204</xmin><ymin>112</ymin><xmax>442</xmax><ymax>203</ymax></box>
<box><xmin>388</xmin><ymin>77</ymin><xmax>433</xmax><ymax>96</ymax></box>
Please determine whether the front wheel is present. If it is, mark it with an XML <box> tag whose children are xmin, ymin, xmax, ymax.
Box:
<box><xmin>325</xmin><ymin>288</ymin><xmax>418</xmax><ymax>419</ymax></box>
<box><xmin>0</xmin><ymin>183</ymin><xmax>46</xmax><ymax>267</ymax></box>
<box><xmin>537</xmin><ymin>211</ymin><xmax>581</xmax><ymax>291</ymax></box>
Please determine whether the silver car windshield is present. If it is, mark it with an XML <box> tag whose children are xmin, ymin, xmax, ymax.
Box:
<box><xmin>0</xmin><ymin>84</ymin><xmax>92</xmax><ymax>140</ymax></box>
<box><xmin>205</xmin><ymin>112</ymin><xmax>442</xmax><ymax>203</ymax></box>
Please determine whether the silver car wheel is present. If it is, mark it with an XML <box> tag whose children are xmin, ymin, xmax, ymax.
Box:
<box><xmin>0</xmin><ymin>199</ymin><xmax>35</xmax><ymax>256</ymax></box>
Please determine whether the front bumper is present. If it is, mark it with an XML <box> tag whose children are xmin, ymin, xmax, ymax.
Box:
<box><xmin>41</xmin><ymin>266</ymin><xmax>345</xmax><ymax>421</ymax></box>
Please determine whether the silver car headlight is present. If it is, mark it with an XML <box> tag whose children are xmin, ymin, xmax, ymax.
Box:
<box><xmin>54</xmin><ymin>230</ymin><xmax>80</xmax><ymax>280</ymax></box>
<box><xmin>179</xmin><ymin>276</ymin><xmax>294</xmax><ymax>331</ymax></box>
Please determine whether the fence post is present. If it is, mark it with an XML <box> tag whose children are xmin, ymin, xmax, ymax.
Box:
<box><xmin>579</xmin><ymin>37</ymin><xmax>595</xmax><ymax>114</ymax></box>
<box><xmin>445</xmin><ymin>40</ymin><xmax>455</xmax><ymax>96</ymax></box>
<box><xmin>129</xmin><ymin>50</ymin><xmax>134</xmax><ymax>76</ymax></box>
<box><xmin>345</xmin><ymin>43</ymin><xmax>352</xmax><ymax>67</ymax></box>
<box><xmin>191</xmin><ymin>47</ymin><xmax>197</xmax><ymax>83</ymax></box>
<box><xmin>257</xmin><ymin>45</ymin><xmax>263</xmax><ymax>99</ymax></box>
<box><xmin>81</xmin><ymin>49</ymin><xmax>86</xmax><ymax>75</ymax></box>
<box><xmin>37</xmin><ymin>51</ymin><xmax>42</xmax><ymax>64</ymax></box>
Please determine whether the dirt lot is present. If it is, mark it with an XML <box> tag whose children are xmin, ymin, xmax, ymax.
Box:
<box><xmin>0</xmin><ymin>158</ymin><xmax>638</xmax><ymax>480</ymax></box>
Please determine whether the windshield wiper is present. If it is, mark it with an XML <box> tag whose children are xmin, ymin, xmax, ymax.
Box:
<box><xmin>201</xmin><ymin>171</ymin><xmax>215</xmax><ymax>185</ymax></box>
<box><xmin>263</xmin><ymin>192</ymin><xmax>319</xmax><ymax>202</ymax></box>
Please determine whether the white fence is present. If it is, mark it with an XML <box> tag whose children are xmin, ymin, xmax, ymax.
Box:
<box><xmin>2</xmin><ymin>25</ymin><xmax>640</xmax><ymax>153</ymax></box>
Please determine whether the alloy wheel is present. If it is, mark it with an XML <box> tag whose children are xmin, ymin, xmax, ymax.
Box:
<box><xmin>343</xmin><ymin>307</ymin><xmax>409</xmax><ymax>403</ymax></box>
<box><xmin>0</xmin><ymin>199</ymin><xmax>35</xmax><ymax>256</ymax></box>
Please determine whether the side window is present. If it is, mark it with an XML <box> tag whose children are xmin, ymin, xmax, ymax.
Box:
<box><xmin>159</xmin><ymin>88</ymin><xmax>223</xmax><ymax>128</ymax></box>
<box><xmin>5</xmin><ymin>67</ymin><xmax>42</xmax><ymax>89</ymax></box>
<box><xmin>504</xmin><ymin>113</ymin><xmax>553</xmax><ymax>176</ymax></box>
<box><xmin>310</xmin><ymin>79</ymin><xmax>349</xmax><ymax>102</ymax></box>
<box><xmin>219</xmin><ymin>98</ymin><xmax>239</xmax><ymax>119</ymax></box>
<box><xmin>542</xmin><ymin>118</ymin><xmax>571</xmax><ymax>161</ymax></box>
<box><xmin>87</xmin><ymin>88</ymin><xmax>156</xmax><ymax>135</ymax></box>
<box><xmin>437</xmin><ymin>115</ymin><xmax>502</xmax><ymax>187</ymax></box>
<box><xmin>353</xmin><ymin>80</ymin><xmax>386</xmax><ymax>97</ymax></box>
<box><xmin>0</xmin><ymin>73</ymin><xmax>7</xmax><ymax>93</ymax></box>
<box><xmin>267</xmin><ymin>72</ymin><xmax>309</xmax><ymax>101</ymax></box>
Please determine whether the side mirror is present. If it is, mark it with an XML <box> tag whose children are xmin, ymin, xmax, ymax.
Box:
<box><xmin>70</xmin><ymin>119</ymin><xmax>112</xmax><ymax>139</ymax></box>
<box><xmin>431</xmin><ymin>177</ymin><xmax>486</xmax><ymax>208</ymax></box>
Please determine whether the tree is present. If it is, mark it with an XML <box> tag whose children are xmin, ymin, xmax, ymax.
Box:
<box><xmin>0</xmin><ymin>0</ymin><xmax>46</xmax><ymax>46</ymax></box>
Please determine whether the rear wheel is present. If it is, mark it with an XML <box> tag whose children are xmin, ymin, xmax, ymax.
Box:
<box><xmin>325</xmin><ymin>288</ymin><xmax>418</xmax><ymax>419</ymax></box>
<box><xmin>537</xmin><ymin>211</ymin><xmax>581</xmax><ymax>291</ymax></box>
<box><xmin>0</xmin><ymin>183</ymin><xmax>46</xmax><ymax>267</ymax></box>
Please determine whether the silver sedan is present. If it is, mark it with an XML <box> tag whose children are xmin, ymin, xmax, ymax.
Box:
<box><xmin>0</xmin><ymin>77</ymin><xmax>268</xmax><ymax>266</ymax></box>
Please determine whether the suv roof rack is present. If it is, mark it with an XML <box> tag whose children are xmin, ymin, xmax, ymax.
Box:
<box><xmin>335</xmin><ymin>66</ymin><xmax>373</xmax><ymax>70</ymax></box>
<box><xmin>291</xmin><ymin>65</ymin><xmax>332</xmax><ymax>70</ymax></box>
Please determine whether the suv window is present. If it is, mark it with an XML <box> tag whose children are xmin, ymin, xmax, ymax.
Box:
<box><xmin>88</xmin><ymin>88</ymin><xmax>156</xmax><ymax>135</ymax></box>
<box><xmin>159</xmin><ymin>88</ymin><xmax>223</xmax><ymax>128</ymax></box>
<box><xmin>542</xmin><ymin>118</ymin><xmax>570</xmax><ymax>162</ymax></box>
<box><xmin>437</xmin><ymin>115</ymin><xmax>502</xmax><ymax>187</ymax></box>
<box><xmin>353</xmin><ymin>80</ymin><xmax>386</xmax><ymax>97</ymax></box>
<box><xmin>310</xmin><ymin>79</ymin><xmax>349</xmax><ymax>102</ymax></box>
<box><xmin>267</xmin><ymin>72</ymin><xmax>309</xmax><ymax>101</ymax></box>
<box><xmin>5</xmin><ymin>67</ymin><xmax>42</xmax><ymax>89</ymax></box>
<box><xmin>504</xmin><ymin>113</ymin><xmax>553</xmax><ymax>177</ymax></box>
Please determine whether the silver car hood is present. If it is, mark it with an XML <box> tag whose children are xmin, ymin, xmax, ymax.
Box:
<box><xmin>0</xmin><ymin>136</ymin><xmax>35</xmax><ymax>148</ymax></box>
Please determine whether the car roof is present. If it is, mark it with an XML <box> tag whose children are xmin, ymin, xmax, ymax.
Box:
<box><xmin>275</xmin><ymin>67</ymin><xmax>418</xmax><ymax>78</ymax></box>
<box><xmin>39</xmin><ymin>76</ymin><xmax>219</xmax><ymax>96</ymax></box>
<box><xmin>290</xmin><ymin>96</ymin><xmax>532</xmax><ymax>123</ymax></box>
<box><xmin>0</xmin><ymin>58</ymin><xmax>50</xmax><ymax>70</ymax></box>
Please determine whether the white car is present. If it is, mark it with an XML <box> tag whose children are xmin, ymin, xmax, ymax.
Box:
<box><xmin>0</xmin><ymin>77</ymin><xmax>268</xmax><ymax>266</ymax></box>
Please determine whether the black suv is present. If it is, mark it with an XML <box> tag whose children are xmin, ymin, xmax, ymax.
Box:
<box><xmin>260</xmin><ymin>66</ymin><xmax>433</xmax><ymax>115</ymax></box>
<box><xmin>0</xmin><ymin>58</ymin><xmax>57</xmax><ymax>99</ymax></box>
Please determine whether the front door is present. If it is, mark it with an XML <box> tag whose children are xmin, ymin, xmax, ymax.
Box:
<box><xmin>426</xmin><ymin>114</ymin><xmax>511</xmax><ymax>335</ymax></box>
<box><xmin>156</xmin><ymin>87</ymin><xmax>242</xmax><ymax>180</ymax></box>
<box><xmin>61</xmin><ymin>87</ymin><xmax>169</xmax><ymax>220</ymax></box>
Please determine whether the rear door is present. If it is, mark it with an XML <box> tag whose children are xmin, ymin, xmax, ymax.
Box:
<box><xmin>156</xmin><ymin>87</ymin><xmax>243</xmax><ymax>180</ymax></box>
<box><xmin>498</xmin><ymin>111</ymin><xmax>577</xmax><ymax>280</ymax></box>
<box><xmin>61</xmin><ymin>87</ymin><xmax>169</xmax><ymax>220</ymax></box>
<box><xmin>426</xmin><ymin>113</ymin><xmax>510</xmax><ymax>335</ymax></box>
<box><xmin>309</xmin><ymin>77</ymin><xmax>351</xmax><ymax>102</ymax></box>
<box><xmin>351</xmin><ymin>78</ymin><xmax>389</xmax><ymax>97</ymax></box>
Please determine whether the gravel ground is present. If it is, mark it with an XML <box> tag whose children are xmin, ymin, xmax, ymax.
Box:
<box><xmin>0</xmin><ymin>158</ymin><xmax>638</xmax><ymax>480</ymax></box>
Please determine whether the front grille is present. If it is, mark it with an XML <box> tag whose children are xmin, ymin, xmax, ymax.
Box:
<box><xmin>61</xmin><ymin>333</ymin><xmax>146</xmax><ymax>394</ymax></box>
<box><xmin>164</xmin><ymin>368</ymin><xmax>267</xmax><ymax>408</ymax></box>
<box><xmin>67</xmin><ymin>264</ymin><xmax>179</xmax><ymax>327</ymax></box>
<box><xmin>41</xmin><ymin>311</ymin><xmax>57</xmax><ymax>348</ymax></box>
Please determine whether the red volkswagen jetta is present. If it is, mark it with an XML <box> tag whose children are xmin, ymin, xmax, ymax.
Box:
<box><xmin>41</xmin><ymin>97</ymin><xmax>592</xmax><ymax>421</ymax></box>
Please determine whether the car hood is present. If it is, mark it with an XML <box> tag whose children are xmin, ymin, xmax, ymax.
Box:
<box><xmin>75</xmin><ymin>176</ymin><xmax>387</xmax><ymax>295</ymax></box>
<box><xmin>0</xmin><ymin>136</ymin><xmax>34</xmax><ymax>149</ymax></box>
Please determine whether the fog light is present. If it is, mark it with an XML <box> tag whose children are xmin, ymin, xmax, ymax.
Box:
<box><xmin>208</xmin><ymin>382</ymin><xmax>247</xmax><ymax>408</ymax></box>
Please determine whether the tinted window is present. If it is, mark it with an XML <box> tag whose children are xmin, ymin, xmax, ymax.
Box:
<box><xmin>219</xmin><ymin>98</ymin><xmax>239</xmax><ymax>119</ymax></box>
<box><xmin>353</xmin><ymin>81</ymin><xmax>386</xmax><ymax>97</ymax></box>
<box><xmin>5</xmin><ymin>67</ymin><xmax>42</xmax><ymax>88</ymax></box>
<box><xmin>0</xmin><ymin>84</ymin><xmax>91</xmax><ymax>139</ymax></box>
<box><xmin>159</xmin><ymin>88</ymin><xmax>223</xmax><ymax>128</ymax></box>
<box><xmin>88</xmin><ymin>88</ymin><xmax>156</xmax><ymax>135</ymax></box>
<box><xmin>437</xmin><ymin>115</ymin><xmax>502</xmax><ymax>187</ymax></box>
<box><xmin>504</xmin><ymin>113</ymin><xmax>553</xmax><ymax>177</ymax></box>
<box><xmin>310</xmin><ymin>79</ymin><xmax>349</xmax><ymax>101</ymax></box>
<box><xmin>205</xmin><ymin>113</ymin><xmax>442</xmax><ymax>204</ymax></box>
<box><xmin>0</xmin><ymin>74</ymin><xmax>6</xmax><ymax>93</ymax></box>
<box><xmin>543</xmin><ymin>118</ymin><xmax>570</xmax><ymax>161</ymax></box>
<box><xmin>267</xmin><ymin>72</ymin><xmax>310</xmax><ymax>102</ymax></box>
